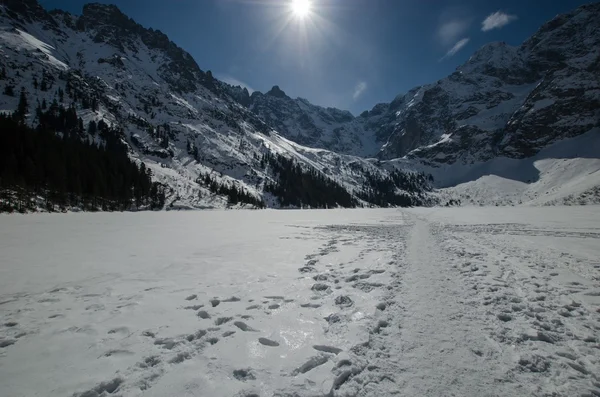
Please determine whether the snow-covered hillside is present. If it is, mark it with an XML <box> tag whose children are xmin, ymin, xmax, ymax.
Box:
<box><xmin>1</xmin><ymin>0</ymin><xmax>599</xmax><ymax>211</ymax></box>
<box><xmin>381</xmin><ymin>3</ymin><xmax>599</xmax><ymax>163</ymax></box>
<box><xmin>245</xmin><ymin>86</ymin><xmax>382</xmax><ymax>157</ymax></box>
<box><xmin>0</xmin><ymin>0</ymin><xmax>432</xmax><ymax>210</ymax></box>
<box><xmin>418</xmin><ymin>128</ymin><xmax>600</xmax><ymax>206</ymax></box>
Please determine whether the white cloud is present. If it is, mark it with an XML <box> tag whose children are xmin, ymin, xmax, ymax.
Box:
<box><xmin>440</xmin><ymin>37</ymin><xmax>470</xmax><ymax>60</ymax></box>
<box><xmin>438</xmin><ymin>19</ymin><xmax>470</xmax><ymax>46</ymax></box>
<box><xmin>353</xmin><ymin>81</ymin><xmax>367</xmax><ymax>100</ymax></box>
<box><xmin>482</xmin><ymin>11</ymin><xmax>518</xmax><ymax>31</ymax></box>
<box><xmin>216</xmin><ymin>74</ymin><xmax>254</xmax><ymax>93</ymax></box>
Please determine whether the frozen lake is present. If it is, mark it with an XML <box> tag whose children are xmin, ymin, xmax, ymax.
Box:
<box><xmin>1</xmin><ymin>207</ymin><xmax>599</xmax><ymax>396</ymax></box>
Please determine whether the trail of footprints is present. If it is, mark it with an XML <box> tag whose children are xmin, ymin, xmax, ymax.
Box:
<box><xmin>72</xmin><ymin>231</ymin><xmax>408</xmax><ymax>397</ymax></box>
<box><xmin>288</xmin><ymin>229</ymin><xmax>409</xmax><ymax>396</ymax></box>
<box><xmin>440</xmin><ymin>226</ymin><xmax>600</xmax><ymax>396</ymax></box>
<box><xmin>72</xmin><ymin>293</ymin><xmax>295</xmax><ymax>396</ymax></box>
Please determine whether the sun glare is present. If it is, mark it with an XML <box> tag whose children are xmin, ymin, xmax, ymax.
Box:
<box><xmin>291</xmin><ymin>0</ymin><xmax>311</xmax><ymax>18</ymax></box>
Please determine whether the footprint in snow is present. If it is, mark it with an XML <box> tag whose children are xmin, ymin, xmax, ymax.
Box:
<box><xmin>103</xmin><ymin>349</ymin><xmax>134</xmax><ymax>357</ymax></box>
<box><xmin>0</xmin><ymin>339</ymin><xmax>17</xmax><ymax>348</ymax></box>
<box><xmin>258</xmin><ymin>337</ymin><xmax>279</xmax><ymax>347</ymax></box>
<box><xmin>72</xmin><ymin>377</ymin><xmax>123</xmax><ymax>397</ymax></box>
<box><xmin>313</xmin><ymin>345</ymin><xmax>342</xmax><ymax>354</ymax></box>
<box><xmin>234</xmin><ymin>321</ymin><xmax>258</xmax><ymax>332</ymax></box>
<box><xmin>334</xmin><ymin>295</ymin><xmax>353</xmax><ymax>308</ymax></box>
<box><xmin>301</xmin><ymin>303</ymin><xmax>321</xmax><ymax>308</ymax></box>
<box><xmin>186</xmin><ymin>330</ymin><xmax>207</xmax><ymax>342</ymax></box>
<box><xmin>214</xmin><ymin>317</ymin><xmax>233</xmax><ymax>326</ymax></box>
<box><xmin>168</xmin><ymin>352</ymin><xmax>191</xmax><ymax>364</ymax></box>
<box><xmin>108</xmin><ymin>326</ymin><xmax>129</xmax><ymax>335</ymax></box>
<box><xmin>138</xmin><ymin>355</ymin><xmax>161</xmax><ymax>368</ymax></box>
<box><xmin>154</xmin><ymin>338</ymin><xmax>180</xmax><ymax>350</ymax></box>
<box><xmin>292</xmin><ymin>355</ymin><xmax>329</xmax><ymax>375</ymax></box>
<box><xmin>233</xmin><ymin>368</ymin><xmax>256</xmax><ymax>381</ymax></box>
<box><xmin>184</xmin><ymin>304</ymin><xmax>204</xmax><ymax>310</ymax></box>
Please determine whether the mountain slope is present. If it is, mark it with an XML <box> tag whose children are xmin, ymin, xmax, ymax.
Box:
<box><xmin>226</xmin><ymin>3</ymin><xmax>599</xmax><ymax>167</ymax></box>
<box><xmin>219</xmin><ymin>2</ymin><xmax>600</xmax><ymax>207</ymax></box>
<box><xmin>0</xmin><ymin>0</ymin><xmax>433</xmax><ymax>211</ymax></box>
<box><xmin>224</xmin><ymin>84</ymin><xmax>383</xmax><ymax>157</ymax></box>
<box><xmin>377</xmin><ymin>3</ymin><xmax>599</xmax><ymax>163</ymax></box>
<box><xmin>1</xmin><ymin>1</ymin><xmax>598</xmax><ymax>211</ymax></box>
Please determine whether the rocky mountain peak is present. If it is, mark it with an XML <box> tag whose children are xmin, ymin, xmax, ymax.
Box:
<box><xmin>523</xmin><ymin>2</ymin><xmax>600</xmax><ymax>62</ymax></box>
<box><xmin>266</xmin><ymin>85</ymin><xmax>289</xmax><ymax>99</ymax></box>
<box><xmin>76</xmin><ymin>2</ymin><xmax>209</xmax><ymax>94</ymax></box>
<box><xmin>1</xmin><ymin>0</ymin><xmax>57</xmax><ymax>27</ymax></box>
<box><xmin>81</xmin><ymin>3</ymin><xmax>124</xmax><ymax>20</ymax></box>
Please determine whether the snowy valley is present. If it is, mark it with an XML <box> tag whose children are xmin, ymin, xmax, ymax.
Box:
<box><xmin>1</xmin><ymin>208</ymin><xmax>600</xmax><ymax>396</ymax></box>
<box><xmin>1</xmin><ymin>1</ymin><xmax>600</xmax><ymax>396</ymax></box>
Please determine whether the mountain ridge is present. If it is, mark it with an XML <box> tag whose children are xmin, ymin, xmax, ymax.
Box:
<box><xmin>0</xmin><ymin>0</ymin><xmax>598</xmax><ymax>211</ymax></box>
<box><xmin>0</xmin><ymin>0</ymin><xmax>435</xmax><ymax>211</ymax></box>
<box><xmin>219</xmin><ymin>2</ymin><xmax>599</xmax><ymax>163</ymax></box>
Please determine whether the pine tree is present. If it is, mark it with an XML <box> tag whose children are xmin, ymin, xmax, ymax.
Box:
<box><xmin>15</xmin><ymin>87</ymin><xmax>28</xmax><ymax>124</ymax></box>
<box><xmin>3</xmin><ymin>84</ymin><xmax>15</xmax><ymax>96</ymax></box>
<box><xmin>88</xmin><ymin>120</ymin><xmax>97</xmax><ymax>135</ymax></box>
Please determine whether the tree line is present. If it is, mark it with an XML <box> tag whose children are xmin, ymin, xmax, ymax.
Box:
<box><xmin>357</xmin><ymin>170</ymin><xmax>431</xmax><ymax>207</ymax></box>
<box><xmin>0</xmin><ymin>102</ymin><xmax>166</xmax><ymax>212</ymax></box>
<box><xmin>262</xmin><ymin>152</ymin><xmax>357</xmax><ymax>208</ymax></box>
<box><xmin>198</xmin><ymin>173</ymin><xmax>265</xmax><ymax>208</ymax></box>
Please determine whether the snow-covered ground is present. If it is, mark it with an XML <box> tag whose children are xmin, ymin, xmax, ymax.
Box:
<box><xmin>433</xmin><ymin>128</ymin><xmax>600</xmax><ymax>206</ymax></box>
<box><xmin>1</xmin><ymin>208</ymin><xmax>599</xmax><ymax>396</ymax></box>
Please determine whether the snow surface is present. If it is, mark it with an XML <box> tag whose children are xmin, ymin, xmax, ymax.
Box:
<box><xmin>427</xmin><ymin>128</ymin><xmax>600</xmax><ymax>206</ymax></box>
<box><xmin>1</xmin><ymin>208</ymin><xmax>599</xmax><ymax>396</ymax></box>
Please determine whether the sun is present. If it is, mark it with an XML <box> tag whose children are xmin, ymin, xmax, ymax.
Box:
<box><xmin>291</xmin><ymin>0</ymin><xmax>312</xmax><ymax>18</ymax></box>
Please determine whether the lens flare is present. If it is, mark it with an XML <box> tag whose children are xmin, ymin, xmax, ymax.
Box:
<box><xmin>291</xmin><ymin>0</ymin><xmax>311</xmax><ymax>18</ymax></box>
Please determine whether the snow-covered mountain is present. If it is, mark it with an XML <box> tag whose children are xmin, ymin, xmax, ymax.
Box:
<box><xmin>397</xmin><ymin>2</ymin><xmax>600</xmax><ymax>164</ymax></box>
<box><xmin>1</xmin><ymin>0</ymin><xmax>598</xmax><ymax>211</ymax></box>
<box><xmin>227</xmin><ymin>3</ymin><xmax>599</xmax><ymax>167</ymax></box>
<box><xmin>220</xmin><ymin>2</ymin><xmax>600</xmax><ymax>207</ymax></box>
<box><xmin>0</xmin><ymin>0</ymin><xmax>433</xmax><ymax>210</ymax></box>
<box><xmin>224</xmin><ymin>84</ymin><xmax>383</xmax><ymax>157</ymax></box>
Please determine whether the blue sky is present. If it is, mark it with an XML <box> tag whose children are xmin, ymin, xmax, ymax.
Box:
<box><xmin>41</xmin><ymin>0</ymin><xmax>591</xmax><ymax>114</ymax></box>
